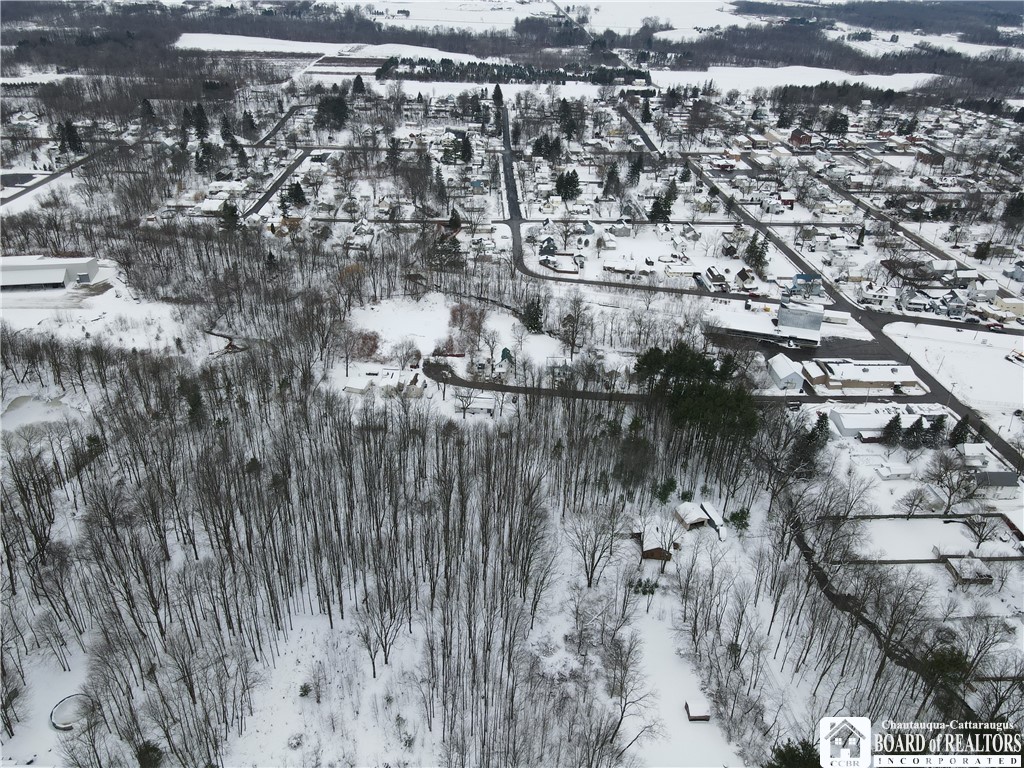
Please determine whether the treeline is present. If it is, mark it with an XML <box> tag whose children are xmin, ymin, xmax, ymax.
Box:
<box><xmin>0</xmin><ymin>2</ymin><xmax>581</xmax><ymax>70</ymax></box>
<box><xmin>376</xmin><ymin>58</ymin><xmax>651</xmax><ymax>87</ymax></box>
<box><xmin>604</xmin><ymin>23</ymin><xmax>1024</xmax><ymax>98</ymax></box>
<box><xmin>731</xmin><ymin>0</ymin><xmax>1023</xmax><ymax>42</ymax></box>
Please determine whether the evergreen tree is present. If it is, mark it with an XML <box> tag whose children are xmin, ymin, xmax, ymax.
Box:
<box><xmin>241</xmin><ymin>110</ymin><xmax>258</xmax><ymax>139</ymax></box>
<box><xmin>288</xmin><ymin>181</ymin><xmax>308</xmax><ymax>207</ymax></box>
<box><xmin>63</xmin><ymin>121</ymin><xmax>84</xmax><ymax>154</ymax></box>
<box><xmin>220</xmin><ymin>201</ymin><xmax>240</xmax><ymax>230</ymax></box>
<box><xmin>902</xmin><ymin>416</ymin><xmax>925</xmax><ymax>451</ymax></box>
<box><xmin>923</xmin><ymin>415</ymin><xmax>947</xmax><ymax>449</ymax></box>
<box><xmin>511</xmin><ymin>122</ymin><xmax>521</xmax><ymax>145</ymax></box>
<box><xmin>678</xmin><ymin>165</ymin><xmax>691</xmax><ymax>184</ymax></box>
<box><xmin>648</xmin><ymin>195</ymin><xmax>670</xmax><ymax>223</ymax></box>
<box><xmin>948</xmin><ymin>415</ymin><xmax>971</xmax><ymax>446</ymax></box>
<box><xmin>856</xmin><ymin>225</ymin><xmax>866</xmax><ymax>246</ymax></box>
<box><xmin>603</xmin><ymin>164</ymin><xmax>621</xmax><ymax>197</ymax></box>
<box><xmin>810</xmin><ymin>412</ymin><xmax>830</xmax><ymax>450</ymax></box>
<box><xmin>626</xmin><ymin>155</ymin><xmax>643</xmax><ymax>187</ymax></box>
<box><xmin>448</xmin><ymin>208</ymin><xmax>462</xmax><ymax>230</ymax></box>
<box><xmin>882</xmin><ymin>414</ymin><xmax>903</xmax><ymax>452</ymax></box>
<box><xmin>763</xmin><ymin>739</ymin><xmax>818</xmax><ymax>768</ymax></box>
<box><xmin>1003</xmin><ymin>193</ymin><xmax>1024</xmax><ymax>229</ymax></box>
<box><xmin>192</xmin><ymin>103</ymin><xmax>209</xmax><ymax>140</ymax></box>
<box><xmin>522</xmin><ymin>296</ymin><xmax>544</xmax><ymax>333</ymax></box>
<box><xmin>386</xmin><ymin>138</ymin><xmax>401</xmax><ymax>173</ymax></box>
<box><xmin>235</xmin><ymin>144</ymin><xmax>249</xmax><ymax>168</ymax></box>
<box><xmin>140</xmin><ymin>98</ymin><xmax>155</xmax><ymax>122</ymax></box>
<box><xmin>220</xmin><ymin>115</ymin><xmax>234</xmax><ymax>144</ymax></box>
<box><xmin>194</xmin><ymin>141</ymin><xmax>214</xmax><ymax>173</ymax></box>
<box><xmin>352</xmin><ymin>74</ymin><xmax>365</xmax><ymax>95</ymax></box>
<box><xmin>434</xmin><ymin>167</ymin><xmax>448</xmax><ymax>207</ymax></box>
<box><xmin>314</xmin><ymin>94</ymin><xmax>348</xmax><ymax>130</ymax></box>
<box><xmin>641</xmin><ymin>98</ymin><xmax>652</xmax><ymax>123</ymax></box>
<box><xmin>558</xmin><ymin>169</ymin><xmax>581</xmax><ymax>201</ymax></box>
<box><xmin>776</xmin><ymin>108</ymin><xmax>792</xmax><ymax>129</ymax></box>
<box><xmin>743</xmin><ymin>233</ymin><xmax>761</xmax><ymax>265</ymax></box>
<box><xmin>492</xmin><ymin>83</ymin><xmax>504</xmax><ymax>107</ymax></box>
<box><xmin>825</xmin><ymin>110</ymin><xmax>849</xmax><ymax>137</ymax></box>
<box><xmin>754</xmin><ymin>236</ymin><xmax>770</xmax><ymax>276</ymax></box>
<box><xmin>974</xmin><ymin>241</ymin><xmax>992</xmax><ymax>260</ymax></box>
<box><xmin>460</xmin><ymin>134</ymin><xmax>473</xmax><ymax>163</ymax></box>
<box><xmin>664</xmin><ymin>178</ymin><xmax>679</xmax><ymax>207</ymax></box>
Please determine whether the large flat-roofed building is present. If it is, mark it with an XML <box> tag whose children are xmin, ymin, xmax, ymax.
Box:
<box><xmin>802</xmin><ymin>359</ymin><xmax>922</xmax><ymax>392</ymax></box>
<box><xmin>0</xmin><ymin>255</ymin><xmax>99</xmax><ymax>291</ymax></box>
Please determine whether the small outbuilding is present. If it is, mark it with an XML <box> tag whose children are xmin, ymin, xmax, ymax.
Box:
<box><xmin>685</xmin><ymin>692</ymin><xmax>711</xmax><ymax>722</ymax></box>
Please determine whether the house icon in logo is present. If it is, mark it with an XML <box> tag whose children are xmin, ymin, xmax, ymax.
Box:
<box><xmin>819</xmin><ymin>716</ymin><xmax>871</xmax><ymax>768</ymax></box>
<box><xmin>826</xmin><ymin>719</ymin><xmax>864</xmax><ymax>759</ymax></box>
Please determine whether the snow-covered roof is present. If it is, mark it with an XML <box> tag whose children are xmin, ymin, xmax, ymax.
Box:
<box><xmin>768</xmin><ymin>353</ymin><xmax>801</xmax><ymax>380</ymax></box>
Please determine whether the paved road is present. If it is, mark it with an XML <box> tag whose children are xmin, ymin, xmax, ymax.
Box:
<box><xmin>254</xmin><ymin>104</ymin><xmax>311</xmax><ymax>149</ymax></box>
<box><xmin>244</xmin><ymin>149</ymin><xmax>311</xmax><ymax>217</ymax></box>
<box><xmin>1</xmin><ymin>141</ymin><xmax>119</xmax><ymax>208</ymax></box>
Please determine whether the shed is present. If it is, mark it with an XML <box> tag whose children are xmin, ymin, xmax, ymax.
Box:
<box><xmin>641</xmin><ymin>547</ymin><xmax>672</xmax><ymax>562</ymax></box>
<box><xmin>944</xmin><ymin>555</ymin><xmax>994</xmax><ymax>587</ymax></box>
<box><xmin>685</xmin><ymin>692</ymin><xmax>711</xmax><ymax>722</ymax></box>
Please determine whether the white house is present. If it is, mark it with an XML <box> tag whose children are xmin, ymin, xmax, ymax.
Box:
<box><xmin>969</xmin><ymin>279</ymin><xmax>998</xmax><ymax>302</ymax></box>
<box><xmin>767</xmin><ymin>353</ymin><xmax>803</xmax><ymax>391</ymax></box>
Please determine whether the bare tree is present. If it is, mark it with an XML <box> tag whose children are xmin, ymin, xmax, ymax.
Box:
<box><xmin>565</xmin><ymin>501</ymin><xmax>624</xmax><ymax>588</ymax></box>
<box><xmin>921</xmin><ymin>450</ymin><xmax>978</xmax><ymax>514</ymax></box>
<box><xmin>961</xmin><ymin>514</ymin><xmax>1000</xmax><ymax>550</ymax></box>
<box><xmin>895</xmin><ymin>486</ymin><xmax>932</xmax><ymax>519</ymax></box>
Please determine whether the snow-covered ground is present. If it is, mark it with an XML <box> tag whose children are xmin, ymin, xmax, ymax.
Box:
<box><xmin>314</xmin><ymin>0</ymin><xmax>543</xmax><ymax>32</ymax></box>
<box><xmin>584</xmin><ymin>0</ymin><xmax>758</xmax><ymax>37</ymax></box>
<box><xmin>0</xmin><ymin>647</ymin><xmax>90</xmax><ymax>768</ymax></box>
<box><xmin>859</xmin><ymin>517</ymin><xmax>1021</xmax><ymax>561</ymax></box>
<box><xmin>175</xmin><ymin>34</ymin><xmax>496</xmax><ymax>62</ymax></box>
<box><xmin>632</xmin><ymin>602</ymin><xmax>742</xmax><ymax>767</ymax></box>
<box><xmin>825</xmin><ymin>23</ymin><xmax>1024</xmax><ymax>60</ymax></box>
<box><xmin>650</xmin><ymin>65</ymin><xmax>938</xmax><ymax>92</ymax></box>
<box><xmin>0</xmin><ymin>266</ymin><xmax>207</xmax><ymax>357</ymax></box>
<box><xmin>884</xmin><ymin>322</ymin><xmax>1024</xmax><ymax>440</ymax></box>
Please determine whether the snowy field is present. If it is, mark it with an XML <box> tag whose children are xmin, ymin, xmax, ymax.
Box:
<box><xmin>583</xmin><ymin>1</ymin><xmax>758</xmax><ymax>37</ymax></box>
<box><xmin>885</xmin><ymin>322</ymin><xmax>1024</xmax><ymax>440</ymax></box>
<box><xmin>825</xmin><ymin>23</ymin><xmax>1024</xmax><ymax>60</ymax></box>
<box><xmin>175</xmin><ymin>33</ymin><xmax>491</xmax><ymax>62</ymax></box>
<box><xmin>650</xmin><ymin>65</ymin><xmax>937</xmax><ymax>92</ymax></box>
<box><xmin>314</xmin><ymin>0</ymin><xmax>545</xmax><ymax>32</ymax></box>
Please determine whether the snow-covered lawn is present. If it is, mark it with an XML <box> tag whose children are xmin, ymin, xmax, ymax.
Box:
<box><xmin>885</xmin><ymin>322</ymin><xmax>1024</xmax><ymax>439</ymax></box>
<box><xmin>858</xmin><ymin>517</ymin><xmax>1020</xmax><ymax>561</ymax></box>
